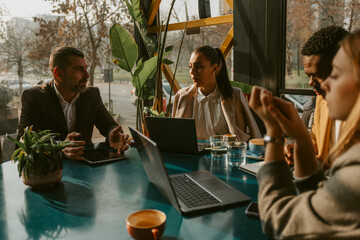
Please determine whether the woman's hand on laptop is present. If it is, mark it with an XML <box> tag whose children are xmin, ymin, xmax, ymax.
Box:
<box><xmin>63</xmin><ymin>132</ymin><xmax>86</xmax><ymax>160</ymax></box>
<box><xmin>109</xmin><ymin>126</ymin><xmax>130</xmax><ymax>154</ymax></box>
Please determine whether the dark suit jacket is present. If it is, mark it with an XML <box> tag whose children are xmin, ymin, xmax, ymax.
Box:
<box><xmin>18</xmin><ymin>81</ymin><xmax>118</xmax><ymax>143</ymax></box>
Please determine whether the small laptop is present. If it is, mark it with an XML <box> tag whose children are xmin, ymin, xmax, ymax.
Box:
<box><xmin>82</xmin><ymin>142</ymin><xmax>125</xmax><ymax>165</ymax></box>
<box><xmin>145</xmin><ymin>117</ymin><xmax>208</xmax><ymax>154</ymax></box>
<box><xmin>129</xmin><ymin>126</ymin><xmax>250</xmax><ymax>215</ymax></box>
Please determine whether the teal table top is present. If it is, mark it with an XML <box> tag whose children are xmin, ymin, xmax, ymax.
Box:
<box><xmin>0</xmin><ymin>146</ymin><xmax>268</xmax><ymax>240</ymax></box>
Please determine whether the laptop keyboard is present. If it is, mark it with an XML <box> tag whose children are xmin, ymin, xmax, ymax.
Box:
<box><xmin>170</xmin><ymin>175</ymin><xmax>221</xmax><ymax>208</ymax></box>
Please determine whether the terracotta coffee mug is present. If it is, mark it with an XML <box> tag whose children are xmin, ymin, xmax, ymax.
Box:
<box><xmin>126</xmin><ymin>209</ymin><xmax>166</xmax><ymax>240</ymax></box>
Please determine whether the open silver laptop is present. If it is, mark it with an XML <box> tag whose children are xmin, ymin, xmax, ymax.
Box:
<box><xmin>145</xmin><ymin>117</ymin><xmax>208</xmax><ymax>154</ymax></box>
<box><xmin>129</xmin><ymin>126</ymin><xmax>250</xmax><ymax>216</ymax></box>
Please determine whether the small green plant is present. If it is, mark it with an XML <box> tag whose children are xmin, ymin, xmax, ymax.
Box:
<box><xmin>7</xmin><ymin>127</ymin><xmax>73</xmax><ymax>179</ymax></box>
<box><xmin>143</xmin><ymin>107</ymin><xmax>165</xmax><ymax>118</ymax></box>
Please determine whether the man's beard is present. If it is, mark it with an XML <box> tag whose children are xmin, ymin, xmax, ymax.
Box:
<box><xmin>313</xmin><ymin>83</ymin><xmax>326</xmax><ymax>97</ymax></box>
<box><xmin>73</xmin><ymin>79</ymin><xmax>87</xmax><ymax>93</ymax></box>
<box><xmin>75</xmin><ymin>85</ymin><xmax>86</xmax><ymax>93</ymax></box>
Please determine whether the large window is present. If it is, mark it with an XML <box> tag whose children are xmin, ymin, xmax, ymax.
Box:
<box><xmin>157</xmin><ymin>0</ymin><xmax>234</xmax><ymax>86</ymax></box>
<box><xmin>159</xmin><ymin>0</ymin><xmax>229</xmax><ymax>23</ymax></box>
<box><xmin>283</xmin><ymin>0</ymin><xmax>360</xmax><ymax>128</ymax></box>
<box><xmin>0</xmin><ymin>0</ymin><xmax>234</xmax><ymax>151</ymax></box>
<box><xmin>285</xmin><ymin>0</ymin><xmax>360</xmax><ymax>90</ymax></box>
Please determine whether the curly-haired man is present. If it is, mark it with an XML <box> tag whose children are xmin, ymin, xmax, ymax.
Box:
<box><xmin>301</xmin><ymin>26</ymin><xmax>348</xmax><ymax>165</ymax></box>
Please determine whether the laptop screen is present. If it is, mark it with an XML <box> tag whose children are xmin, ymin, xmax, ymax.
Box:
<box><xmin>146</xmin><ymin>117</ymin><xmax>200</xmax><ymax>154</ymax></box>
<box><xmin>129</xmin><ymin>126</ymin><xmax>181</xmax><ymax>213</ymax></box>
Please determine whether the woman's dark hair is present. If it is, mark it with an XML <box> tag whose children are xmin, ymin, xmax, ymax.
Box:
<box><xmin>193</xmin><ymin>45</ymin><xmax>233</xmax><ymax>100</ymax></box>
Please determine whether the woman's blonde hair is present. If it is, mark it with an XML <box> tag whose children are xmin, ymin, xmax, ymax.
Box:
<box><xmin>327</xmin><ymin>30</ymin><xmax>360</xmax><ymax>163</ymax></box>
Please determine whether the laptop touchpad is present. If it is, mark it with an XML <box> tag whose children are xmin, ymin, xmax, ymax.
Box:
<box><xmin>201</xmin><ymin>179</ymin><xmax>230</xmax><ymax>192</ymax></box>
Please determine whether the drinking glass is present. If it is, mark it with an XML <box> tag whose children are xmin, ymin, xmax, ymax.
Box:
<box><xmin>209</xmin><ymin>135</ymin><xmax>226</xmax><ymax>159</ymax></box>
<box><xmin>224</xmin><ymin>136</ymin><xmax>247</xmax><ymax>167</ymax></box>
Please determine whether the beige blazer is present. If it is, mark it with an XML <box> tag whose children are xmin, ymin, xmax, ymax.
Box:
<box><xmin>172</xmin><ymin>84</ymin><xmax>261</xmax><ymax>142</ymax></box>
<box><xmin>257</xmin><ymin>142</ymin><xmax>360</xmax><ymax>239</ymax></box>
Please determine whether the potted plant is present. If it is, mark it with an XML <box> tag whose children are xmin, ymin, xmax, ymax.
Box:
<box><xmin>7</xmin><ymin>127</ymin><xmax>73</xmax><ymax>189</ymax></box>
<box><xmin>110</xmin><ymin>0</ymin><xmax>184</xmax><ymax>131</ymax></box>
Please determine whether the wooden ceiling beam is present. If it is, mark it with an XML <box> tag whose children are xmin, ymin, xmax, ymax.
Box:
<box><xmin>219</xmin><ymin>26</ymin><xmax>233</xmax><ymax>57</ymax></box>
<box><xmin>147</xmin><ymin>0</ymin><xmax>162</xmax><ymax>26</ymax></box>
<box><xmin>148</xmin><ymin>14</ymin><xmax>233</xmax><ymax>33</ymax></box>
<box><xmin>161</xmin><ymin>64</ymin><xmax>181</xmax><ymax>93</ymax></box>
<box><xmin>225</xmin><ymin>0</ymin><xmax>233</xmax><ymax>10</ymax></box>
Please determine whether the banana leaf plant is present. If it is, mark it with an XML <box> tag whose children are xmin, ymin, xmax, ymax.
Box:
<box><xmin>109</xmin><ymin>0</ymin><xmax>174</xmax><ymax>130</ymax></box>
<box><xmin>126</xmin><ymin>0</ymin><xmax>157</xmax><ymax>58</ymax></box>
<box><xmin>7</xmin><ymin>127</ymin><xmax>74</xmax><ymax>179</ymax></box>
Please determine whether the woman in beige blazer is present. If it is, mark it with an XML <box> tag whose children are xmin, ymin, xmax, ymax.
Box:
<box><xmin>172</xmin><ymin>45</ymin><xmax>261</xmax><ymax>141</ymax></box>
<box><xmin>249</xmin><ymin>31</ymin><xmax>360</xmax><ymax>239</ymax></box>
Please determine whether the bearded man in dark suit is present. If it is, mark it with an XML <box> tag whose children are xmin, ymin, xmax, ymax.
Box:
<box><xmin>18</xmin><ymin>46</ymin><xmax>129</xmax><ymax>160</ymax></box>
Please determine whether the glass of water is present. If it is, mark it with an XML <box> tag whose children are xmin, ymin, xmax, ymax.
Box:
<box><xmin>224</xmin><ymin>136</ymin><xmax>247</xmax><ymax>167</ymax></box>
<box><xmin>209</xmin><ymin>135</ymin><xmax>227</xmax><ymax>159</ymax></box>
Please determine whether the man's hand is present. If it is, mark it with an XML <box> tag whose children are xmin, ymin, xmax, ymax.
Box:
<box><xmin>62</xmin><ymin>132</ymin><xmax>86</xmax><ymax>160</ymax></box>
<box><xmin>109</xmin><ymin>126</ymin><xmax>129</xmax><ymax>155</ymax></box>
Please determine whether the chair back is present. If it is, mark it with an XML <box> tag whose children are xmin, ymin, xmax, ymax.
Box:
<box><xmin>0</xmin><ymin>107</ymin><xmax>18</xmax><ymax>162</ymax></box>
<box><xmin>230</xmin><ymin>81</ymin><xmax>266</xmax><ymax>136</ymax></box>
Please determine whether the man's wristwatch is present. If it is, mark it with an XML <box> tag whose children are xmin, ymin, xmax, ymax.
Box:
<box><xmin>264</xmin><ymin>135</ymin><xmax>285</xmax><ymax>145</ymax></box>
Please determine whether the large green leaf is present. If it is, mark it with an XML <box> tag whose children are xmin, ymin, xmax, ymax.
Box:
<box><xmin>126</xmin><ymin>0</ymin><xmax>144</xmax><ymax>24</ymax></box>
<box><xmin>137</xmin><ymin>84</ymin><xmax>155</xmax><ymax>100</ymax></box>
<box><xmin>126</xmin><ymin>0</ymin><xmax>157</xmax><ymax>57</ymax></box>
<box><xmin>133</xmin><ymin>46</ymin><xmax>173</xmax><ymax>93</ymax></box>
<box><xmin>135</xmin><ymin>21</ymin><xmax>157</xmax><ymax>57</ymax></box>
<box><xmin>132</xmin><ymin>75</ymin><xmax>141</xmax><ymax>92</ymax></box>
<box><xmin>109</xmin><ymin>24</ymin><xmax>138</xmax><ymax>73</ymax></box>
<box><xmin>133</xmin><ymin>55</ymin><xmax>157</xmax><ymax>90</ymax></box>
<box><xmin>131</xmin><ymin>57</ymin><xmax>144</xmax><ymax>90</ymax></box>
<box><xmin>133</xmin><ymin>58</ymin><xmax>156</xmax><ymax>91</ymax></box>
<box><xmin>126</xmin><ymin>1</ymin><xmax>136</xmax><ymax>20</ymax></box>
